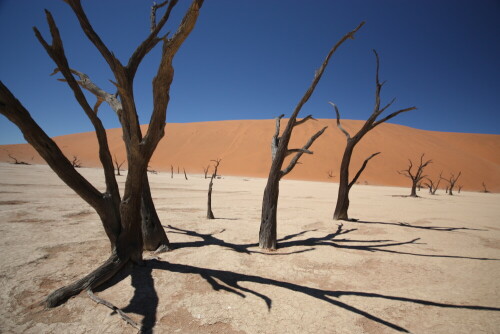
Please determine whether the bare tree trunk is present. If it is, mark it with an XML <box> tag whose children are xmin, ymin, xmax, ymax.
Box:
<box><xmin>141</xmin><ymin>174</ymin><xmax>171</xmax><ymax>252</ymax></box>
<box><xmin>259</xmin><ymin>177</ymin><xmax>279</xmax><ymax>249</ymax></box>
<box><xmin>1</xmin><ymin>0</ymin><xmax>204</xmax><ymax>310</ymax></box>
<box><xmin>183</xmin><ymin>168</ymin><xmax>188</xmax><ymax>180</ymax></box>
<box><xmin>258</xmin><ymin>22</ymin><xmax>365</xmax><ymax>248</ymax></box>
<box><xmin>171</xmin><ymin>165</ymin><xmax>173</xmax><ymax>178</ymax></box>
<box><xmin>331</xmin><ymin>50</ymin><xmax>416</xmax><ymax>220</ymax></box>
<box><xmin>206</xmin><ymin>159</ymin><xmax>221</xmax><ymax>219</ymax></box>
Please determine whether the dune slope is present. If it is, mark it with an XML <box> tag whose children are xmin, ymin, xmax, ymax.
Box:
<box><xmin>1</xmin><ymin>119</ymin><xmax>499</xmax><ymax>191</ymax></box>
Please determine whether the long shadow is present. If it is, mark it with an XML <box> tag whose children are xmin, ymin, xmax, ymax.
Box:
<box><xmin>93</xmin><ymin>263</ymin><xmax>158</xmax><ymax>333</ymax></box>
<box><xmin>275</xmin><ymin>225</ymin><xmax>499</xmax><ymax>261</ymax></box>
<box><xmin>165</xmin><ymin>224</ymin><xmax>316</xmax><ymax>255</ymax></box>
<box><xmin>167</xmin><ymin>224</ymin><xmax>499</xmax><ymax>261</ymax></box>
<box><xmin>355</xmin><ymin>220</ymin><xmax>487</xmax><ymax>232</ymax></box>
<box><xmin>145</xmin><ymin>259</ymin><xmax>500</xmax><ymax>333</ymax></box>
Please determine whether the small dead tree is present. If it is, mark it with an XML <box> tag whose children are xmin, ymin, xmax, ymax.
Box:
<box><xmin>440</xmin><ymin>171</ymin><xmax>461</xmax><ymax>196</ymax></box>
<box><xmin>170</xmin><ymin>165</ymin><xmax>173</xmax><ymax>178</ymax></box>
<box><xmin>7</xmin><ymin>153</ymin><xmax>30</xmax><ymax>165</ymax></box>
<box><xmin>203</xmin><ymin>164</ymin><xmax>210</xmax><ymax>179</ymax></box>
<box><xmin>258</xmin><ymin>23</ymin><xmax>365</xmax><ymax>250</ymax></box>
<box><xmin>113</xmin><ymin>154</ymin><xmax>125</xmax><ymax>176</ymax></box>
<box><xmin>424</xmin><ymin>177</ymin><xmax>441</xmax><ymax>195</ymax></box>
<box><xmin>327</xmin><ymin>170</ymin><xmax>334</xmax><ymax>179</ymax></box>
<box><xmin>207</xmin><ymin>159</ymin><xmax>221</xmax><ymax>219</ymax></box>
<box><xmin>481</xmin><ymin>182</ymin><xmax>489</xmax><ymax>193</ymax></box>
<box><xmin>397</xmin><ymin>154</ymin><xmax>432</xmax><ymax>197</ymax></box>
<box><xmin>331</xmin><ymin>50</ymin><xmax>416</xmax><ymax>220</ymax></box>
<box><xmin>0</xmin><ymin>0</ymin><xmax>204</xmax><ymax>309</ymax></box>
<box><xmin>71</xmin><ymin>155</ymin><xmax>82</xmax><ymax>168</ymax></box>
<box><xmin>183</xmin><ymin>168</ymin><xmax>188</xmax><ymax>180</ymax></box>
<box><xmin>458</xmin><ymin>185</ymin><xmax>463</xmax><ymax>193</ymax></box>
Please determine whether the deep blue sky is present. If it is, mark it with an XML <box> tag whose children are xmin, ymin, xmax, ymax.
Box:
<box><xmin>1</xmin><ymin>0</ymin><xmax>499</xmax><ymax>144</ymax></box>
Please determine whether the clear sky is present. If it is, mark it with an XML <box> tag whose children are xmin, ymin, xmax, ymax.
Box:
<box><xmin>1</xmin><ymin>0</ymin><xmax>499</xmax><ymax>144</ymax></box>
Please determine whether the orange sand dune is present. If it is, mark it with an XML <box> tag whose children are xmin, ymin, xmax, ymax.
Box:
<box><xmin>1</xmin><ymin>119</ymin><xmax>499</xmax><ymax>192</ymax></box>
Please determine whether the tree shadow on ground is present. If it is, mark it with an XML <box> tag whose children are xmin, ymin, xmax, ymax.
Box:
<box><xmin>166</xmin><ymin>223</ymin><xmax>499</xmax><ymax>261</ymax></box>
<box><xmin>142</xmin><ymin>259</ymin><xmax>500</xmax><ymax>333</ymax></box>
<box><xmin>165</xmin><ymin>224</ymin><xmax>315</xmax><ymax>255</ymax></box>
<box><xmin>93</xmin><ymin>263</ymin><xmax>158</xmax><ymax>333</ymax></box>
<box><xmin>354</xmin><ymin>220</ymin><xmax>487</xmax><ymax>232</ymax></box>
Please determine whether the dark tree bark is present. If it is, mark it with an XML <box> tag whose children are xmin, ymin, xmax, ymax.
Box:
<box><xmin>207</xmin><ymin>159</ymin><xmax>221</xmax><ymax>219</ymax></box>
<box><xmin>440</xmin><ymin>171</ymin><xmax>461</xmax><ymax>196</ymax></box>
<box><xmin>63</xmin><ymin>65</ymin><xmax>169</xmax><ymax>252</ymax></box>
<box><xmin>258</xmin><ymin>22</ymin><xmax>366</xmax><ymax>249</ymax></box>
<box><xmin>0</xmin><ymin>0</ymin><xmax>203</xmax><ymax>309</ymax></box>
<box><xmin>72</xmin><ymin>155</ymin><xmax>82</xmax><ymax>168</ymax></box>
<box><xmin>424</xmin><ymin>177</ymin><xmax>441</xmax><ymax>195</ymax></box>
<box><xmin>141</xmin><ymin>174</ymin><xmax>171</xmax><ymax>252</ymax></box>
<box><xmin>113</xmin><ymin>154</ymin><xmax>125</xmax><ymax>176</ymax></box>
<box><xmin>397</xmin><ymin>154</ymin><xmax>432</xmax><ymax>197</ymax></box>
<box><xmin>331</xmin><ymin>50</ymin><xmax>416</xmax><ymax>220</ymax></box>
<box><xmin>7</xmin><ymin>153</ymin><xmax>30</xmax><ymax>165</ymax></box>
<box><xmin>203</xmin><ymin>164</ymin><xmax>210</xmax><ymax>179</ymax></box>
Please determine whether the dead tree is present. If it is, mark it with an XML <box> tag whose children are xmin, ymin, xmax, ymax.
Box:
<box><xmin>170</xmin><ymin>165</ymin><xmax>173</xmax><ymax>178</ymax></box>
<box><xmin>331</xmin><ymin>50</ymin><xmax>416</xmax><ymax>220</ymax></box>
<box><xmin>440</xmin><ymin>171</ymin><xmax>461</xmax><ymax>195</ymax></box>
<box><xmin>7</xmin><ymin>153</ymin><xmax>30</xmax><ymax>165</ymax></box>
<box><xmin>258</xmin><ymin>23</ymin><xmax>366</xmax><ymax>250</ymax></box>
<box><xmin>183</xmin><ymin>168</ymin><xmax>188</xmax><ymax>180</ymax></box>
<box><xmin>203</xmin><ymin>164</ymin><xmax>210</xmax><ymax>179</ymax></box>
<box><xmin>207</xmin><ymin>159</ymin><xmax>221</xmax><ymax>219</ymax></box>
<box><xmin>458</xmin><ymin>185</ymin><xmax>463</xmax><ymax>193</ymax></box>
<box><xmin>397</xmin><ymin>154</ymin><xmax>432</xmax><ymax>197</ymax></box>
<box><xmin>424</xmin><ymin>177</ymin><xmax>440</xmax><ymax>195</ymax></box>
<box><xmin>113</xmin><ymin>155</ymin><xmax>125</xmax><ymax>176</ymax></box>
<box><xmin>0</xmin><ymin>0</ymin><xmax>204</xmax><ymax>308</ymax></box>
<box><xmin>327</xmin><ymin>170</ymin><xmax>334</xmax><ymax>179</ymax></box>
<box><xmin>57</xmin><ymin>65</ymin><xmax>172</xmax><ymax>252</ymax></box>
<box><xmin>71</xmin><ymin>155</ymin><xmax>82</xmax><ymax>168</ymax></box>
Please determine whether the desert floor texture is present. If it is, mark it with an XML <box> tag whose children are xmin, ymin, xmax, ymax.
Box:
<box><xmin>0</xmin><ymin>162</ymin><xmax>499</xmax><ymax>333</ymax></box>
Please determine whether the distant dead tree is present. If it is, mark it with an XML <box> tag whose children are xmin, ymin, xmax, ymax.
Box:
<box><xmin>7</xmin><ymin>153</ymin><xmax>30</xmax><ymax>165</ymax></box>
<box><xmin>327</xmin><ymin>170</ymin><xmax>335</xmax><ymax>179</ymax></box>
<box><xmin>183</xmin><ymin>168</ymin><xmax>188</xmax><ymax>180</ymax></box>
<box><xmin>170</xmin><ymin>165</ymin><xmax>173</xmax><ymax>178</ymax></box>
<box><xmin>258</xmin><ymin>23</ymin><xmax>365</xmax><ymax>250</ymax></box>
<box><xmin>207</xmin><ymin>159</ymin><xmax>221</xmax><ymax>219</ymax></box>
<box><xmin>397</xmin><ymin>154</ymin><xmax>432</xmax><ymax>197</ymax></box>
<box><xmin>113</xmin><ymin>154</ymin><xmax>125</xmax><ymax>176</ymax></box>
<box><xmin>458</xmin><ymin>185</ymin><xmax>463</xmax><ymax>193</ymax></box>
<box><xmin>147</xmin><ymin>165</ymin><xmax>158</xmax><ymax>174</ymax></box>
<box><xmin>331</xmin><ymin>50</ymin><xmax>416</xmax><ymax>220</ymax></box>
<box><xmin>440</xmin><ymin>171</ymin><xmax>461</xmax><ymax>195</ymax></box>
<box><xmin>481</xmin><ymin>182</ymin><xmax>489</xmax><ymax>193</ymax></box>
<box><xmin>177</xmin><ymin>166</ymin><xmax>180</xmax><ymax>174</ymax></box>
<box><xmin>71</xmin><ymin>155</ymin><xmax>82</xmax><ymax>168</ymax></box>
<box><xmin>0</xmin><ymin>0</ymin><xmax>204</xmax><ymax>309</ymax></box>
<box><xmin>203</xmin><ymin>164</ymin><xmax>210</xmax><ymax>179</ymax></box>
<box><xmin>424</xmin><ymin>177</ymin><xmax>440</xmax><ymax>195</ymax></box>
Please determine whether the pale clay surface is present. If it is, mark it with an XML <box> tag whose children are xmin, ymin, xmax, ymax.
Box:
<box><xmin>0</xmin><ymin>163</ymin><xmax>499</xmax><ymax>333</ymax></box>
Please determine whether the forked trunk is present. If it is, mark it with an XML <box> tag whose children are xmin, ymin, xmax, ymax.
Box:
<box><xmin>259</xmin><ymin>178</ymin><xmax>279</xmax><ymax>250</ymax></box>
<box><xmin>141</xmin><ymin>174</ymin><xmax>171</xmax><ymax>252</ymax></box>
